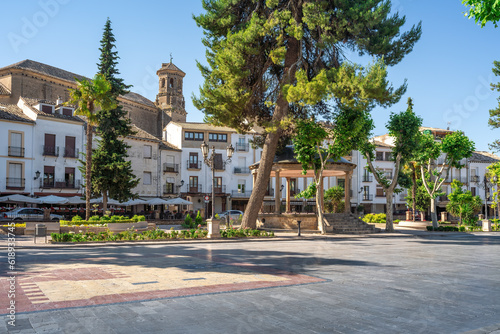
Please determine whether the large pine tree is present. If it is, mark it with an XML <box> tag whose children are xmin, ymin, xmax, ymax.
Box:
<box><xmin>193</xmin><ymin>0</ymin><xmax>422</xmax><ymax>229</ymax></box>
<box><xmin>93</xmin><ymin>18</ymin><xmax>139</xmax><ymax>211</ymax></box>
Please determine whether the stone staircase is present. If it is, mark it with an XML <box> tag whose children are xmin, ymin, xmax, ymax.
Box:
<box><xmin>324</xmin><ymin>213</ymin><xmax>381</xmax><ymax>234</ymax></box>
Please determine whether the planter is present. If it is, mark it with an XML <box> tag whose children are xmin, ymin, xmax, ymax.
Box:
<box><xmin>107</xmin><ymin>221</ymin><xmax>148</xmax><ymax>232</ymax></box>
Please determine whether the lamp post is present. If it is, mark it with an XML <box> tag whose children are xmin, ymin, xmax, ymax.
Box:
<box><xmin>474</xmin><ymin>175</ymin><xmax>494</xmax><ymax>220</ymax></box>
<box><xmin>201</xmin><ymin>142</ymin><xmax>234</xmax><ymax>218</ymax></box>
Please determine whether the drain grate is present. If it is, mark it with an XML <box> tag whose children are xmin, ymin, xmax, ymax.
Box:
<box><xmin>182</xmin><ymin>278</ymin><xmax>206</xmax><ymax>281</ymax></box>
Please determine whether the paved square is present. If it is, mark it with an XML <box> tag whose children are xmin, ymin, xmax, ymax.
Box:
<box><xmin>1</xmin><ymin>251</ymin><xmax>325</xmax><ymax>313</ymax></box>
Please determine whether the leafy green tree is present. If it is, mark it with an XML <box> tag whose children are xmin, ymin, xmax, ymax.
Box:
<box><xmin>405</xmin><ymin>178</ymin><xmax>431</xmax><ymax>214</ymax></box>
<box><xmin>324</xmin><ymin>186</ymin><xmax>345</xmax><ymax>214</ymax></box>
<box><xmin>67</xmin><ymin>74</ymin><xmax>116</xmax><ymax>220</ymax></box>
<box><xmin>93</xmin><ymin>18</ymin><xmax>139</xmax><ymax>211</ymax></box>
<box><xmin>417</xmin><ymin>131</ymin><xmax>475</xmax><ymax>228</ymax></box>
<box><xmin>361</xmin><ymin>98</ymin><xmax>423</xmax><ymax>232</ymax></box>
<box><xmin>487</xmin><ymin>162</ymin><xmax>500</xmax><ymax>218</ymax></box>
<box><xmin>446</xmin><ymin>180</ymin><xmax>482</xmax><ymax>225</ymax></box>
<box><xmin>293</xmin><ymin>110</ymin><xmax>372</xmax><ymax>233</ymax></box>
<box><xmin>193</xmin><ymin>0</ymin><xmax>421</xmax><ymax>229</ymax></box>
<box><xmin>462</xmin><ymin>0</ymin><xmax>500</xmax><ymax>27</ymax></box>
<box><xmin>487</xmin><ymin>60</ymin><xmax>500</xmax><ymax>152</ymax></box>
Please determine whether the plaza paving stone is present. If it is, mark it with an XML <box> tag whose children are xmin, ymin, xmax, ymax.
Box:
<box><xmin>1</xmin><ymin>230</ymin><xmax>500</xmax><ymax>333</ymax></box>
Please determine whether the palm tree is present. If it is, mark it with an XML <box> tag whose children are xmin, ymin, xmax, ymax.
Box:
<box><xmin>67</xmin><ymin>74</ymin><xmax>115</xmax><ymax>220</ymax></box>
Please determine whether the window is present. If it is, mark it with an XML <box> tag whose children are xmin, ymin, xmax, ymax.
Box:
<box><xmin>214</xmin><ymin>153</ymin><xmax>223</xmax><ymax>170</ymax></box>
<box><xmin>43</xmin><ymin>166</ymin><xmax>55</xmax><ymax>188</ymax></box>
<box><xmin>44</xmin><ymin>134</ymin><xmax>57</xmax><ymax>156</ymax></box>
<box><xmin>385</xmin><ymin>152</ymin><xmax>392</xmax><ymax>161</ymax></box>
<box><xmin>238</xmin><ymin>180</ymin><xmax>246</xmax><ymax>193</ymax></box>
<box><xmin>376</xmin><ymin>185</ymin><xmax>385</xmax><ymax>197</ymax></box>
<box><xmin>169</xmin><ymin>78</ymin><xmax>174</xmax><ymax>88</ymax></box>
<box><xmin>338</xmin><ymin>179</ymin><xmax>345</xmax><ymax>189</ymax></box>
<box><xmin>363</xmin><ymin>186</ymin><xmax>370</xmax><ymax>200</ymax></box>
<box><xmin>471</xmin><ymin>187</ymin><xmax>476</xmax><ymax>196</ymax></box>
<box><xmin>185</xmin><ymin>131</ymin><xmax>204</xmax><ymax>141</ymax></box>
<box><xmin>213</xmin><ymin>177</ymin><xmax>223</xmax><ymax>193</ymax></box>
<box><xmin>144</xmin><ymin>145</ymin><xmax>152</xmax><ymax>159</ymax></box>
<box><xmin>209</xmin><ymin>133</ymin><xmax>227</xmax><ymax>142</ymax></box>
<box><xmin>189</xmin><ymin>176</ymin><xmax>199</xmax><ymax>192</ymax></box>
<box><xmin>65</xmin><ymin>168</ymin><xmax>75</xmax><ymax>188</ymax></box>
<box><xmin>164</xmin><ymin>177</ymin><xmax>175</xmax><ymax>194</ymax></box>
<box><xmin>64</xmin><ymin>136</ymin><xmax>76</xmax><ymax>158</ymax></box>
<box><xmin>189</xmin><ymin>152</ymin><xmax>199</xmax><ymax>169</ymax></box>
<box><xmin>8</xmin><ymin>131</ymin><xmax>24</xmax><ymax>157</ymax></box>
<box><xmin>375</xmin><ymin>152</ymin><xmax>384</xmax><ymax>161</ymax></box>
<box><xmin>62</xmin><ymin>108</ymin><xmax>73</xmax><ymax>116</ymax></box>
<box><xmin>41</xmin><ymin>104</ymin><xmax>53</xmax><ymax>114</ymax></box>
<box><xmin>7</xmin><ymin>162</ymin><xmax>23</xmax><ymax>188</ymax></box>
<box><xmin>161</xmin><ymin>78</ymin><xmax>165</xmax><ymax>88</ymax></box>
<box><xmin>362</xmin><ymin>168</ymin><xmax>371</xmax><ymax>182</ymax></box>
<box><xmin>143</xmin><ymin>172</ymin><xmax>152</xmax><ymax>185</ymax></box>
<box><xmin>290</xmin><ymin>178</ymin><xmax>298</xmax><ymax>195</ymax></box>
<box><xmin>383</xmin><ymin>169</ymin><xmax>393</xmax><ymax>179</ymax></box>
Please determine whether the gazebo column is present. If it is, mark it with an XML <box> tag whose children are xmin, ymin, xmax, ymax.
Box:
<box><xmin>252</xmin><ymin>172</ymin><xmax>257</xmax><ymax>188</ymax></box>
<box><xmin>285</xmin><ymin>177</ymin><xmax>291</xmax><ymax>213</ymax></box>
<box><xmin>344</xmin><ymin>171</ymin><xmax>352</xmax><ymax>213</ymax></box>
<box><xmin>274</xmin><ymin>171</ymin><xmax>281</xmax><ymax>214</ymax></box>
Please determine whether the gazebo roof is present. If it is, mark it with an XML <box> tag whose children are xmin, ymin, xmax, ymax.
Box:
<box><xmin>249</xmin><ymin>146</ymin><xmax>356</xmax><ymax>177</ymax></box>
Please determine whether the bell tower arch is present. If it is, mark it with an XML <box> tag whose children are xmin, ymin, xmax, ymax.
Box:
<box><xmin>155</xmin><ymin>57</ymin><xmax>187</xmax><ymax>128</ymax></box>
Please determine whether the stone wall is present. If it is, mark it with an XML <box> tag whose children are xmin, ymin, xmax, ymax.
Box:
<box><xmin>257</xmin><ymin>214</ymin><xmax>318</xmax><ymax>230</ymax></box>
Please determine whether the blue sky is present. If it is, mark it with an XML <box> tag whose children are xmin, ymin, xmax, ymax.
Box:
<box><xmin>1</xmin><ymin>0</ymin><xmax>500</xmax><ymax>152</ymax></box>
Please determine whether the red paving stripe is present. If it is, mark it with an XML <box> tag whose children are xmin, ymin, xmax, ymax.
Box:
<box><xmin>0</xmin><ymin>274</ymin><xmax>326</xmax><ymax>314</ymax></box>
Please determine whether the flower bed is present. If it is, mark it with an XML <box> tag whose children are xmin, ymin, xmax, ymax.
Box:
<box><xmin>50</xmin><ymin>227</ymin><xmax>274</xmax><ymax>243</ymax></box>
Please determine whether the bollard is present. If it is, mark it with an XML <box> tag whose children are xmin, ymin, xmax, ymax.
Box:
<box><xmin>297</xmin><ymin>220</ymin><xmax>302</xmax><ymax>237</ymax></box>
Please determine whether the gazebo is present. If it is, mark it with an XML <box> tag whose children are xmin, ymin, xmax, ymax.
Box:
<box><xmin>249</xmin><ymin>146</ymin><xmax>356</xmax><ymax>229</ymax></box>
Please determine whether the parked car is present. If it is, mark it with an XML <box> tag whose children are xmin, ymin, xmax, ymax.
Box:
<box><xmin>218</xmin><ymin>210</ymin><xmax>244</xmax><ymax>224</ymax></box>
<box><xmin>1</xmin><ymin>208</ymin><xmax>63</xmax><ymax>222</ymax></box>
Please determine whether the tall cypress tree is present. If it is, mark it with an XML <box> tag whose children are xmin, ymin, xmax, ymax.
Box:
<box><xmin>92</xmin><ymin>18</ymin><xmax>139</xmax><ymax>211</ymax></box>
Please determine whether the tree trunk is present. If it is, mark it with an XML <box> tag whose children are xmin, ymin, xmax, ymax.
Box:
<box><xmin>85</xmin><ymin>125</ymin><xmax>92</xmax><ymax>221</ymax></box>
<box><xmin>103</xmin><ymin>191</ymin><xmax>108</xmax><ymax>214</ymax></box>
<box><xmin>430</xmin><ymin>197</ymin><xmax>438</xmax><ymax>228</ymax></box>
<box><xmin>385</xmin><ymin>191</ymin><xmax>394</xmax><ymax>232</ymax></box>
<box><xmin>241</xmin><ymin>37</ymin><xmax>299</xmax><ymax>230</ymax></box>
<box><xmin>316</xmin><ymin>172</ymin><xmax>325</xmax><ymax>234</ymax></box>
<box><xmin>411</xmin><ymin>165</ymin><xmax>416</xmax><ymax>222</ymax></box>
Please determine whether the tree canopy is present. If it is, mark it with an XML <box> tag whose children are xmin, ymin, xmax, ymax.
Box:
<box><xmin>193</xmin><ymin>0</ymin><xmax>422</xmax><ymax>229</ymax></box>
<box><xmin>462</xmin><ymin>0</ymin><xmax>500</xmax><ymax>27</ymax></box>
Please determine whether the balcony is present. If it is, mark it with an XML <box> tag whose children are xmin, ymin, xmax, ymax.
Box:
<box><xmin>236</xmin><ymin>143</ymin><xmax>249</xmax><ymax>152</ymax></box>
<box><xmin>6</xmin><ymin>178</ymin><xmax>25</xmax><ymax>189</ymax></box>
<box><xmin>187</xmin><ymin>184</ymin><xmax>202</xmax><ymax>193</ymax></box>
<box><xmin>186</xmin><ymin>161</ymin><xmax>201</xmax><ymax>170</ymax></box>
<box><xmin>210</xmin><ymin>185</ymin><xmax>227</xmax><ymax>194</ymax></box>
<box><xmin>163</xmin><ymin>163</ymin><xmax>179</xmax><ymax>173</ymax></box>
<box><xmin>40</xmin><ymin>179</ymin><xmax>80</xmax><ymax>189</ymax></box>
<box><xmin>437</xmin><ymin>195</ymin><xmax>449</xmax><ymax>202</ymax></box>
<box><xmin>362</xmin><ymin>194</ymin><xmax>373</xmax><ymax>201</ymax></box>
<box><xmin>362</xmin><ymin>175</ymin><xmax>373</xmax><ymax>182</ymax></box>
<box><xmin>8</xmin><ymin>146</ymin><xmax>25</xmax><ymax>157</ymax></box>
<box><xmin>234</xmin><ymin>167</ymin><xmax>250</xmax><ymax>174</ymax></box>
<box><xmin>43</xmin><ymin>145</ymin><xmax>59</xmax><ymax>157</ymax></box>
<box><xmin>231</xmin><ymin>189</ymin><xmax>252</xmax><ymax>198</ymax></box>
<box><xmin>471</xmin><ymin>175</ymin><xmax>480</xmax><ymax>183</ymax></box>
<box><xmin>63</xmin><ymin>148</ymin><xmax>79</xmax><ymax>158</ymax></box>
<box><xmin>163</xmin><ymin>184</ymin><xmax>176</xmax><ymax>194</ymax></box>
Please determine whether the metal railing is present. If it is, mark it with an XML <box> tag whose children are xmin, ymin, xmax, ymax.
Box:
<box><xmin>231</xmin><ymin>189</ymin><xmax>252</xmax><ymax>197</ymax></box>
<box><xmin>236</xmin><ymin>143</ymin><xmax>249</xmax><ymax>152</ymax></box>
<box><xmin>40</xmin><ymin>179</ymin><xmax>80</xmax><ymax>189</ymax></box>
<box><xmin>362</xmin><ymin>194</ymin><xmax>373</xmax><ymax>201</ymax></box>
<box><xmin>63</xmin><ymin>148</ymin><xmax>79</xmax><ymax>158</ymax></box>
<box><xmin>187</xmin><ymin>184</ymin><xmax>202</xmax><ymax>193</ymax></box>
<box><xmin>6</xmin><ymin>178</ymin><xmax>25</xmax><ymax>189</ymax></box>
<box><xmin>8</xmin><ymin>146</ymin><xmax>25</xmax><ymax>157</ymax></box>
<box><xmin>163</xmin><ymin>184</ymin><xmax>176</xmax><ymax>194</ymax></box>
<box><xmin>362</xmin><ymin>175</ymin><xmax>373</xmax><ymax>182</ymax></box>
<box><xmin>186</xmin><ymin>161</ymin><xmax>201</xmax><ymax>169</ymax></box>
<box><xmin>43</xmin><ymin>145</ymin><xmax>59</xmax><ymax>157</ymax></box>
<box><xmin>163</xmin><ymin>163</ymin><xmax>179</xmax><ymax>173</ymax></box>
<box><xmin>210</xmin><ymin>185</ymin><xmax>227</xmax><ymax>194</ymax></box>
<box><xmin>234</xmin><ymin>167</ymin><xmax>250</xmax><ymax>174</ymax></box>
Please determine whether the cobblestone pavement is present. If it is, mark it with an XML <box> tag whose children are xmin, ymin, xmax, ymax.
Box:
<box><xmin>1</xmin><ymin>230</ymin><xmax>500</xmax><ymax>333</ymax></box>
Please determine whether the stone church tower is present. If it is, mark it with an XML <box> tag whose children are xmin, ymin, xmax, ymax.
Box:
<box><xmin>155</xmin><ymin>59</ymin><xmax>187</xmax><ymax>131</ymax></box>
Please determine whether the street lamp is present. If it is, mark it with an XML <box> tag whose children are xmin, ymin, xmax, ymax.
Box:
<box><xmin>474</xmin><ymin>175</ymin><xmax>495</xmax><ymax>220</ymax></box>
<box><xmin>201</xmin><ymin>142</ymin><xmax>234</xmax><ymax>218</ymax></box>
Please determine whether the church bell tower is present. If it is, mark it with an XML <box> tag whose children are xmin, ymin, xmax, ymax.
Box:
<box><xmin>155</xmin><ymin>57</ymin><xmax>187</xmax><ymax>127</ymax></box>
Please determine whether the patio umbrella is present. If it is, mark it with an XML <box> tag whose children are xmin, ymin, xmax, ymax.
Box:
<box><xmin>165</xmin><ymin>197</ymin><xmax>193</xmax><ymax>205</ymax></box>
<box><xmin>90</xmin><ymin>197</ymin><xmax>123</xmax><ymax>206</ymax></box>
<box><xmin>37</xmin><ymin>195</ymin><xmax>69</xmax><ymax>205</ymax></box>
<box><xmin>0</xmin><ymin>194</ymin><xmax>41</xmax><ymax>204</ymax></box>
<box><xmin>122</xmin><ymin>198</ymin><xmax>148</xmax><ymax>206</ymax></box>
<box><xmin>64</xmin><ymin>196</ymin><xmax>86</xmax><ymax>205</ymax></box>
<box><xmin>145</xmin><ymin>198</ymin><xmax>171</xmax><ymax>205</ymax></box>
